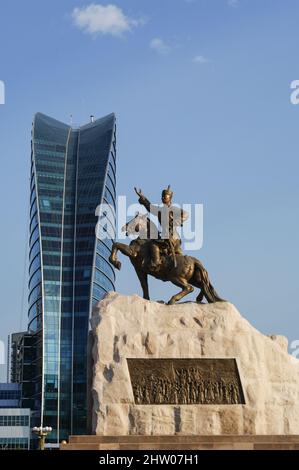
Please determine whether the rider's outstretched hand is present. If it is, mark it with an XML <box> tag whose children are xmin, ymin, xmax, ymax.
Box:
<box><xmin>134</xmin><ymin>187</ymin><xmax>144</xmax><ymax>198</ymax></box>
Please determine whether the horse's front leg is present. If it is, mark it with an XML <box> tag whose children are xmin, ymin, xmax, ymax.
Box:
<box><xmin>135</xmin><ymin>268</ymin><xmax>150</xmax><ymax>300</ymax></box>
<box><xmin>109</xmin><ymin>242</ymin><xmax>121</xmax><ymax>269</ymax></box>
<box><xmin>109</xmin><ymin>242</ymin><xmax>135</xmax><ymax>270</ymax></box>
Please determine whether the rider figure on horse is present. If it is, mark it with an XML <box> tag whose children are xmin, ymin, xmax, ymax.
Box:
<box><xmin>134</xmin><ymin>186</ymin><xmax>189</xmax><ymax>270</ymax></box>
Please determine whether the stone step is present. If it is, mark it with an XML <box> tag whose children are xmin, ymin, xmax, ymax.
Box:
<box><xmin>61</xmin><ymin>435</ymin><xmax>299</xmax><ymax>450</ymax></box>
<box><xmin>61</xmin><ymin>443</ymin><xmax>254</xmax><ymax>450</ymax></box>
<box><xmin>68</xmin><ymin>434</ymin><xmax>299</xmax><ymax>443</ymax></box>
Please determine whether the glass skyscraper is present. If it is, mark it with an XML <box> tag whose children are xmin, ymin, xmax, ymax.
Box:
<box><xmin>28</xmin><ymin>112</ymin><xmax>116</xmax><ymax>442</ymax></box>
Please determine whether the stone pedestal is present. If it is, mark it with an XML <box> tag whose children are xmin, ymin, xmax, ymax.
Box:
<box><xmin>90</xmin><ymin>292</ymin><xmax>299</xmax><ymax>436</ymax></box>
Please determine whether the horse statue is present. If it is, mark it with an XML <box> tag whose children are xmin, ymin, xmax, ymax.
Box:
<box><xmin>109</xmin><ymin>213</ymin><xmax>224</xmax><ymax>305</ymax></box>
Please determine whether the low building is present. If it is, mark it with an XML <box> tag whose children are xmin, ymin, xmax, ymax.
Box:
<box><xmin>9</xmin><ymin>332</ymin><xmax>36</xmax><ymax>410</ymax></box>
<box><xmin>0</xmin><ymin>383</ymin><xmax>21</xmax><ymax>408</ymax></box>
<box><xmin>0</xmin><ymin>408</ymin><xmax>30</xmax><ymax>450</ymax></box>
<box><xmin>0</xmin><ymin>383</ymin><xmax>30</xmax><ymax>450</ymax></box>
<box><xmin>9</xmin><ymin>332</ymin><xmax>28</xmax><ymax>384</ymax></box>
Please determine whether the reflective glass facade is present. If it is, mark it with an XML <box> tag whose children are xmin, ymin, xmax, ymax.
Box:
<box><xmin>28</xmin><ymin>113</ymin><xmax>116</xmax><ymax>442</ymax></box>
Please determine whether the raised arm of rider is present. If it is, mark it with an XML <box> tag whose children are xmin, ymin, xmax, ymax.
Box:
<box><xmin>138</xmin><ymin>195</ymin><xmax>151</xmax><ymax>213</ymax></box>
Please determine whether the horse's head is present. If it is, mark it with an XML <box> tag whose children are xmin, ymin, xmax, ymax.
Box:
<box><xmin>122</xmin><ymin>212</ymin><xmax>149</xmax><ymax>237</ymax></box>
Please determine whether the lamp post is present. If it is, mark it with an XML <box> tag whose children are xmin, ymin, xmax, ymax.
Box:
<box><xmin>32</xmin><ymin>426</ymin><xmax>52</xmax><ymax>450</ymax></box>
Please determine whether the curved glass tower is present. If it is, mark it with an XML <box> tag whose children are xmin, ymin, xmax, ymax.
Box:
<box><xmin>28</xmin><ymin>112</ymin><xmax>116</xmax><ymax>442</ymax></box>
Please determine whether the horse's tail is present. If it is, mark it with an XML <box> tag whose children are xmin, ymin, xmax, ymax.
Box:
<box><xmin>195</xmin><ymin>260</ymin><xmax>224</xmax><ymax>303</ymax></box>
<box><xmin>204</xmin><ymin>281</ymin><xmax>224</xmax><ymax>303</ymax></box>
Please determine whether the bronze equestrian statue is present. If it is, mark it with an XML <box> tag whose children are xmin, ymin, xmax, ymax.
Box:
<box><xmin>109</xmin><ymin>186</ymin><xmax>224</xmax><ymax>305</ymax></box>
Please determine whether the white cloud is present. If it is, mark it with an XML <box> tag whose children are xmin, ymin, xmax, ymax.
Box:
<box><xmin>193</xmin><ymin>55</ymin><xmax>210</xmax><ymax>64</ymax></box>
<box><xmin>150</xmin><ymin>38</ymin><xmax>171</xmax><ymax>55</ymax></box>
<box><xmin>72</xmin><ymin>3</ymin><xmax>142</xmax><ymax>36</ymax></box>
<box><xmin>227</xmin><ymin>0</ymin><xmax>239</xmax><ymax>7</ymax></box>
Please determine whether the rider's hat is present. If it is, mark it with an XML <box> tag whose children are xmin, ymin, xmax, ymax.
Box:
<box><xmin>162</xmin><ymin>185</ymin><xmax>173</xmax><ymax>198</ymax></box>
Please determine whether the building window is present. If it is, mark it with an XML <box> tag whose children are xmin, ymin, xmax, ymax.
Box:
<box><xmin>0</xmin><ymin>391</ymin><xmax>21</xmax><ymax>400</ymax></box>
<box><xmin>0</xmin><ymin>438</ymin><xmax>28</xmax><ymax>450</ymax></box>
<box><xmin>0</xmin><ymin>415</ymin><xmax>29</xmax><ymax>426</ymax></box>
<box><xmin>41</xmin><ymin>198</ymin><xmax>51</xmax><ymax>209</ymax></box>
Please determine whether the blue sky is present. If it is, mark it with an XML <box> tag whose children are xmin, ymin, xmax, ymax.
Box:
<box><xmin>0</xmin><ymin>0</ymin><xmax>299</xmax><ymax>380</ymax></box>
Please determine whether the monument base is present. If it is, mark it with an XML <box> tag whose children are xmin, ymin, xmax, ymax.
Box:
<box><xmin>89</xmin><ymin>292</ymin><xmax>299</xmax><ymax>437</ymax></box>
